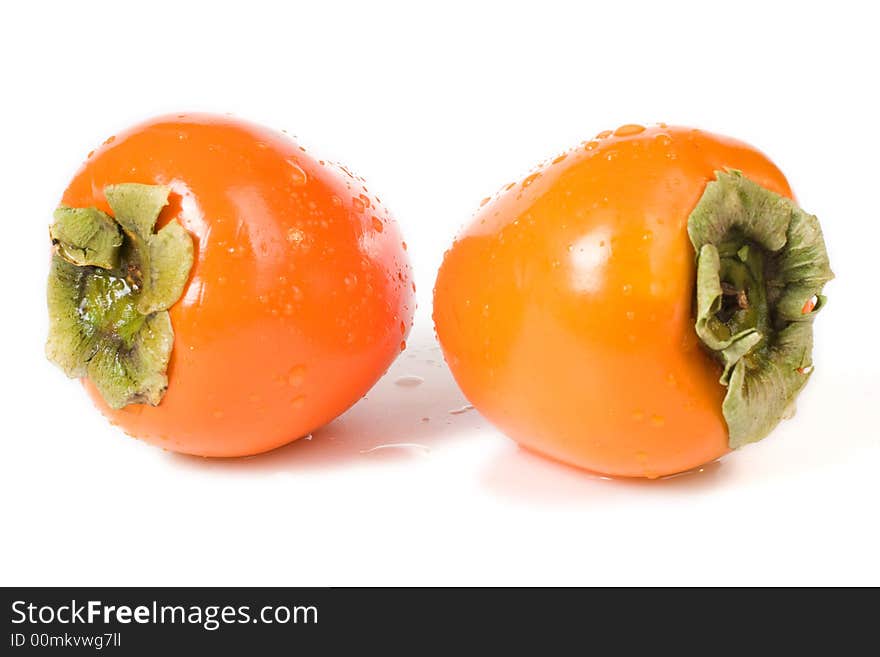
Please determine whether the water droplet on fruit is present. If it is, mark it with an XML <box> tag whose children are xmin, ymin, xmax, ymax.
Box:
<box><xmin>371</xmin><ymin>216</ymin><xmax>384</xmax><ymax>232</ymax></box>
<box><xmin>622</xmin><ymin>283</ymin><xmax>633</xmax><ymax>295</ymax></box>
<box><xmin>289</xmin><ymin>162</ymin><xmax>308</xmax><ymax>185</ymax></box>
<box><xmin>287</xmin><ymin>227</ymin><xmax>305</xmax><ymax>245</ymax></box>
<box><xmin>344</xmin><ymin>273</ymin><xmax>358</xmax><ymax>289</ymax></box>
<box><xmin>352</xmin><ymin>197</ymin><xmax>366</xmax><ymax>213</ymax></box>
<box><xmin>480</xmin><ymin>197</ymin><xmax>491</xmax><ymax>207</ymax></box>
<box><xmin>449</xmin><ymin>404</ymin><xmax>474</xmax><ymax>415</ymax></box>
<box><xmin>552</xmin><ymin>153</ymin><xmax>568</xmax><ymax>164</ymax></box>
<box><xmin>522</xmin><ymin>172</ymin><xmax>541</xmax><ymax>188</ymax></box>
<box><xmin>651</xmin><ymin>415</ymin><xmax>665</xmax><ymax>427</ymax></box>
<box><xmin>292</xmin><ymin>395</ymin><xmax>306</xmax><ymax>409</ymax></box>
<box><xmin>400</xmin><ymin>340</ymin><xmax>407</xmax><ymax>351</ymax></box>
<box><xmin>288</xmin><ymin>365</ymin><xmax>307</xmax><ymax>386</ymax></box>
<box><xmin>613</xmin><ymin>124</ymin><xmax>645</xmax><ymax>137</ymax></box>
<box><xmin>595</xmin><ymin>130</ymin><xmax>612</xmax><ymax>139</ymax></box>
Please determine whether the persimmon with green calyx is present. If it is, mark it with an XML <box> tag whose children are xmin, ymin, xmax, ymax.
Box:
<box><xmin>433</xmin><ymin>124</ymin><xmax>833</xmax><ymax>479</ymax></box>
<box><xmin>47</xmin><ymin>113</ymin><xmax>414</xmax><ymax>457</ymax></box>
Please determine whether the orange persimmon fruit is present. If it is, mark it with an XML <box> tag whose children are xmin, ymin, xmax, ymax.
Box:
<box><xmin>433</xmin><ymin>124</ymin><xmax>832</xmax><ymax>478</ymax></box>
<box><xmin>47</xmin><ymin>113</ymin><xmax>414</xmax><ymax>456</ymax></box>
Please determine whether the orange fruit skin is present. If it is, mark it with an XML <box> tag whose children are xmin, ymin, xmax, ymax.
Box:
<box><xmin>433</xmin><ymin>125</ymin><xmax>792</xmax><ymax>478</ymax></box>
<box><xmin>64</xmin><ymin>114</ymin><xmax>414</xmax><ymax>456</ymax></box>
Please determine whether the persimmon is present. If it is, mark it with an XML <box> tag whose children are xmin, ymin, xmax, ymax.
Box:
<box><xmin>47</xmin><ymin>114</ymin><xmax>414</xmax><ymax>456</ymax></box>
<box><xmin>433</xmin><ymin>124</ymin><xmax>832</xmax><ymax>478</ymax></box>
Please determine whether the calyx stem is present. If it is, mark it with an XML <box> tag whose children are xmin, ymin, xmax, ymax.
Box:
<box><xmin>687</xmin><ymin>171</ymin><xmax>833</xmax><ymax>449</ymax></box>
<box><xmin>46</xmin><ymin>184</ymin><xmax>194</xmax><ymax>409</ymax></box>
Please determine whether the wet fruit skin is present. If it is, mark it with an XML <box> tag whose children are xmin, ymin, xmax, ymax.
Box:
<box><xmin>433</xmin><ymin>125</ymin><xmax>793</xmax><ymax>478</ymax></box>
<box><xmin>64</xmin><ymin>113</ymin><xmax>414</xmax><ymax>456</ymax></box>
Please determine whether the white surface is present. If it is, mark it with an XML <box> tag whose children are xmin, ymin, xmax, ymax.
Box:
<box><xmin>1</xmin><ymin>1</ymin><xmax>878</xmax><ymax>586</ymax></box>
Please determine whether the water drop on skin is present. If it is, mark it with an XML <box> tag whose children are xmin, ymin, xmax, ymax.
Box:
<box><xmin>522</xmin><ymin>173</ymin><xmax>540</xmax><ymax>187</ymax></box>
<box><xmin>395</xmin><ymin>375</ymin><xmax>424</xmax><ymax>388</ymax></box>
<box><xmin>613</xmin><ymin>124</ymin><xmax>646</xmax><ymax>137</ymax></box>
<box><xmin>288</xmin><ymin>162</ymin><xmax>307</xmax><ymax>185</ymax></box>
<box><xmin>288</xmin><ymin>365</ymin><xmax>306</xmax><ymax>386</ymax></box>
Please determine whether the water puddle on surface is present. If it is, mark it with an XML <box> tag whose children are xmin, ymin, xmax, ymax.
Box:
<box><xmin>448</xmin><ymin>404</ymin><xmax>474</xmax><ymax>415</ymax></box>
<box><xmin>394</xmin><ymin>375</ymin><xmax>424</xmax><ymax>388</ymax></box>
<box><xmin>359</xmin><ymin>443</ymin><xmax>431</xmax><ymax>456</ymax></box>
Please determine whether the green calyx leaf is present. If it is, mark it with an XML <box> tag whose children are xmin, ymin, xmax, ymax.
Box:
<box><xmin>688</xmin><ymin>170</ymin><xmax>833</xmax><ymax>449</ymax></box>
<box><xmin>46</xmin><ymin>184</ymin><xmax>193</xmax><ymax>409</ymax></box>
<box><xmin>50</xmin><ymin>206</ymin><xmax>123</xmax><ymax>269</ymax></box>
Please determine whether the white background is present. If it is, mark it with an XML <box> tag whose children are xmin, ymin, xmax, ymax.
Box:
<box><xmin>1</xmin><ymin>1</ymin><xmax>878</xmax><ymax>586</ymax></box>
